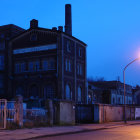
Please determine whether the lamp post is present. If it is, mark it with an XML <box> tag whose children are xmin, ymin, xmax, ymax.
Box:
<box><xmin>123</xmin><ymin>57</ymin><xmax>140</xmax><ymax>123</ymax></box>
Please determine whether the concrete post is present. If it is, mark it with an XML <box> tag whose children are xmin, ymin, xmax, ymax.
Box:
<box><xmin>14</xmin><ymin>95</ymin><xmax>23</xmax><ymax>127</ymax></box>
<box><xmin>46</xmin><ymin>99</ymin><xmax>53</xmax><ymax>126</ymax></box>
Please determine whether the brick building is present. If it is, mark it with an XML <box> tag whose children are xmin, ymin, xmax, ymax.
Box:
<box><xmin>7</xmin><ymin>4</ymin><xmax>87</xmax><ymax>104</ymax></box>
<box><xmin>0</xmin><ymin>24</ymin><xmax>24</xmax><ymax>98</ymax></box>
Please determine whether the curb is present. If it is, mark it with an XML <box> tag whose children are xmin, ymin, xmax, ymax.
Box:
<box><xmin>21</xmin><ymin>122</ymin><xmax>140</xmax><ymax>140</ymax></box>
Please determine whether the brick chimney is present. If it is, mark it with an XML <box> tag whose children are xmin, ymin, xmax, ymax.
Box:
<box><xmin>65</xmin><ymin>4</ymin><xmax>72</xmax><ymax>35</ymax></box>
<box><xmin>30</xmin><ymin>19</ymin><xmax>38</xmax><ymax>29</ymax></box>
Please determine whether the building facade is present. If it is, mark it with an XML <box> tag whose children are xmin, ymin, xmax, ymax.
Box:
<box><xmin>7</xmin><ymin>4</ymin><xmax>87</xmax><ymax>104</ymax></box>
<box><xmin>132</xmin><ymin>86</ymin><xmax>140</xmax><ymax>105</ymax></box>
<box><xmin>0</xmin><ymin>24</ymin><xmax>24</xmax><ymax>98</ymax></box>
<box><xmin>88</xmin><ymin>80</ymin><xmax>133</xmax><ymax>105</ymax></box>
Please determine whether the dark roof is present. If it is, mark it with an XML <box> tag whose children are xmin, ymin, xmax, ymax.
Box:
<box><xmin>10</xmin><ymin>27</ymin><xmax>87</xmax><ymax>46</ymax></box>
<box><xmin>88</xmin><ymin>80</ymin><xmax>131</xmax><ymax>90</ymax></box>
<box><xmin>0</xmin><ymin>24</ymin><xmax>25</xmax><ymax>32</ymax></box>
<box><xmin>0</xmin><ymin>24</ymin><xmax>25</xmax><ymax>39</ymax></box>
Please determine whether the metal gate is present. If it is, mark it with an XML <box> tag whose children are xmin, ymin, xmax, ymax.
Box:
<box><xmin>75</xmin><ymin>104</ymin><xmax>94</xmax><ymax>123</ymax></box>
<box><xmin>0</xmin><ymin>99</ymin><xmax>7</xmax><ymax>129</ymax></box>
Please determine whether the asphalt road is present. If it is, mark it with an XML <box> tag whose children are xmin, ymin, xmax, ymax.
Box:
<box><xmin>32</xmin><ymin>124</ymin><xmax>140</xmax><ymax>140</ymax></box>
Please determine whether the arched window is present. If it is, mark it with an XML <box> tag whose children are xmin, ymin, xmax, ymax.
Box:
<box><xmin>29</xmin><ymin>85</ymin><xmax>39</xmax><ymax>98</ymax></box>
<box><xmin>16</xmin><ymin>86</ymin><xmax>24</xmax><ymax>96</ymax></box>
<box><xmin>66</xmin><ymin>84</ymin><xmax>71</xmax><ymax>100</ymax></box>
<box><xmin>44</xmin><ymin>84</ymin><xmax>55</xmax><ymax>99</ymax></box>
<box><xmin>78</xmin><ymin>86</ymin><xmax>82</xmax><ymax>102</ymax></box>
<box><xmin>113</xmin><ymin>98</ymin><xmax>115</xmax><ymax>104</ymax></box>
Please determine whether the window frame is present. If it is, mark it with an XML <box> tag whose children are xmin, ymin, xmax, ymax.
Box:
<box><xmin>0</xmin><ymin>55</ymin><xmax>4</xmax><ymax>70</ymax></box>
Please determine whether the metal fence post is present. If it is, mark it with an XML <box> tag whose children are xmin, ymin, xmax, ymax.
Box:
<box><xmin>14</xmin><ymin>95</ymin><xmax>23</xmax><ymax>127</ymax></box>
<box><xmin>4</xmin><ymin>100</ymin><xmax>7</xmax><ymax>129</ymax></box>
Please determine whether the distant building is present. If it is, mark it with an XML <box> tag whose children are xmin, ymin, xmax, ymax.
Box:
<box><xmin>132</xmin><ymin>86</ymin><xmax>140</xmax><ymax>105</ymax></box>
<box><xmin>0</xmin><ymin>24</ymin><xmax>24</xmax><ymax>98</ymax></box>
<box><xmin>87</xmin><ymin>80</ymin><xmax>133</xmax><ymax>105</ymax></box>
<box><xmin>88</xmin><ymin>81</ymin><xmax>102</xmax><ymax>104</ymax></box>
<box><xmin>6</xmin><ymin>4</ymin><xmax>87</xmax><ymax>104</ymax></box>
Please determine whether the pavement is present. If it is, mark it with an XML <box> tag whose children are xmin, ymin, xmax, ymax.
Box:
<box><xmin>0</xmin><ymin>120</ymin><xmax>140</xmax><ymax>140</ymax></box>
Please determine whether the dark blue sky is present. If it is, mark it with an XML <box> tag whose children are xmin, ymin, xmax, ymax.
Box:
<box><xmin>1</xmin><ymin>0</ymin><xmax>140</xmax><ymax>86</ymax></box>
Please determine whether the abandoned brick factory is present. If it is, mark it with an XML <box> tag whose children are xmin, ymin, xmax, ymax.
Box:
<box><xmin>0</xmin><ymin>4</ymin><xmax>87</xmax><ymax>105</ymax></box>
<box><xmin>1</xmin><ymin>4</ymin><xmax>140</xmax><ymax>129</ymax></box>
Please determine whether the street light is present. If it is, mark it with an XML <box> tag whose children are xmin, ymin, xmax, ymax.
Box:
<box><xmin>123</xmin><ymin>57</ymin><xmax>140</xmax><ymax>123</ymax></box>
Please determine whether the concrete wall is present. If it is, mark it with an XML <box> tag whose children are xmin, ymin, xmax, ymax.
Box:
<box><xmin>56</xmin><ymin>101</ymin><xmax>75</xmax><ymax>125</ymax></box>
<box><xmin>99</xmin><ymin>104</ymin><xmax>135</xmax><ymax>123</ymax></box>
<box><xmin>99</xmin><ymin>104</ymin><xmax>123</xmax><ymax>123</ymax></box>
<box><xmin>135</xmin><ymin>108</ymin><xmax>140</xmax><ymax>119</ymax></box>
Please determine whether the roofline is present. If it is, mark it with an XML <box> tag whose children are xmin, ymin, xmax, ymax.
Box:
<box><xmin>10</xmin><ymin>27</ymin><xmax>87</xmax><ymax>46</ymax></box>
<box><xmin>0</xmin><ymin>24</ymin><xmax>25</xmax><ymax>31</ymax></box>
<box><xmin>88</xmin><ymin>80</ymin><xmax>132</xmax><ymax>87</ymax></box>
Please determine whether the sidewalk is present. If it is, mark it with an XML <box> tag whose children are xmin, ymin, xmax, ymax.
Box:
<box><xmin>0</xmin><ymin>120</ymin><xmax>140</xmax><ymax>140</ymax></box>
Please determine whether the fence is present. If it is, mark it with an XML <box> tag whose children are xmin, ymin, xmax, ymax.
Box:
<box><xmin>75</xmin><ymin>104</ymin><xmax>140</xmax><ymax>123</ymax></box>
<box><xmin>75</xmin><ymin>104</ymin><xmax>94</xmax><ymax>123</ymax></box>
<box><xmin>23</xmin><ymin>109</ymin><xmax>48</xmax><ymax>127</ymax></box>
<box><xmin>6</xmin><ymin>101</ymin><xmax>16</xmax><ymax>128</ymax></box>
<box><xmin>0</xmin><ymin>96</ymin><xmax>49</xmax><ymax>129</ymax></box>
<box><xmin>0</xmin><ymin>99</ymin><xmax>7</xmax><ymax>129</ymax></box>
<box><xmin>0</xmin><ymin>97</ymin><xmax>75</xmax><ymax>129</ymax></box>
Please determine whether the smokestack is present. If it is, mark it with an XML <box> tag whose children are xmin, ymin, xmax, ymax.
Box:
<box><xmin>65</xmin><ymin>4</ymin><xmax>72</xmax><ymax>35</ymax></box>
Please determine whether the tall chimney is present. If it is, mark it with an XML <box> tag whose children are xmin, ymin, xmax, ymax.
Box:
<box><xmin>65</xmin><ymin>4</ymin><xmax>72</xmax><ymax>35</ymax></box>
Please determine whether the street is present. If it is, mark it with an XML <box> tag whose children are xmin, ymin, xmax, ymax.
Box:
<box><xmin>33</xmin><ymin>124</ymin><xmax>140</xmax><ymax>140</ymax></box>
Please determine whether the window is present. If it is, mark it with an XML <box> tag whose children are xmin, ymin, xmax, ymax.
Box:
<box><xmin>88</xmin><ymin>94</ymin><xmax>92</xmax><ymax>103</ymax></box>
<box><xmin>29</xmin><ymin>62</ymin><xmax>34</xmax><ymax>72</ymax></box>
<box><xmin>77</xmin><ymin>64</ymin><xmax>82</xmax><ymax>75</ymax></box>
<box><xmin>0</xmin><ymin>41</ymin><xmax>5</xmax><ymax>50</ymax></box>
<box><xmin>49</xmin><ymin>59</ymin><xmax>55</xmax><ymax>70</ymax></box>
<box><xmin>29</xmin><ymin>85</ymin><xmax>39</xmax><ymax>98</ymax></box>
<box><xmin>67</xmin><ymin>41</ymin><xmax>71</xmax><ymax>52</ymax></box>
<box><xmin>118</xmin><ymin>97</ymin><xmax>121</xmax><ymax>104</ymax></box>
<box><xmin>66</xmin><ymin>84</ymin><xmax>71</xmax><ymax>100</ymax></box>
<box><xmin>0</xmin><ymin>55</ymin><xmax>4</xmax><ymax>70</ymax></box>
<box><xmin>66</xmin><ymin>59</ymin><xmax>71</xmax><ymax>72</ymax></box>
<box><xmin>16</xmin><ymin>86</ymin><xmax>24</xmax><ymax>96</ymax></box>
<box><xmin>0</xmin><ymin>34</ymin><xmax>4</xmax><ymax>38</ymax></box>
<box><xmin>15</xmin><ymin>62</ymin><xmax>26</xmax><ymax>73</ymax></box>
<box><xmin>42</xmin><ymin>60</ymin><xmax>48</xmax><ymax>71</ymax></box>
<box><xmin>42</xmin><ymin>59</ymin><xmax>55</xmax><ymax>71</ymax></box>
<box><xmin>35</xmin><ymin>61</ymin><xmax>40</xmax><ymax>71</ymax></box>
<box><xmin>0</xmin><ymin>75</ymin><xmax>4</xmax><ymax>88</ymax></box>
<box><xmin>21</xmin><ymin>62</ymin><xmax>26</xmax><ymax>72</ymax></box>
<box><xmin>113</xmin><ymin>98</ymin><xmax>115</xmax><ymax>104</ymax></box>
<box><xmin>15</xmin><ymin>63</ymin><xmax>20</xmax><ymax>73</ymax></box>
<box><xmin>79</xmin><ymin>48</ymin><xmax>82</xmax><ymax>57</ymax></box>
<box><xmin>44</xmin><ymin>85</ymin><xmax>55</xmax><ymax>99</ymax></box>
<box><xmin>28</xmin><ymin>61</ymin><xmax>40</xmax><ymax>72</ymax></box>
<box><xmin>0</xmin><ymin>89</ymin><xmax>4</xmax><ymax>94</ymax></box>
<box><xmin>78</xmin><ymin>86</ymin><xmax>82</xmax><ymax>102</ymax></box>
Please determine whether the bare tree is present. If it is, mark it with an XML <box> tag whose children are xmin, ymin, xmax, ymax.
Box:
<box><xmin>88</xmin><ymin>76</ymin><xmax>105</xmax><ymax>82</ymax></box>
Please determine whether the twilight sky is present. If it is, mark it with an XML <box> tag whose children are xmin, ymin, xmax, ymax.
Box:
<box><xmin>1</xmin><ymin>0</ymin><xmax>140</xmax><ymax>86</ymax></box>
